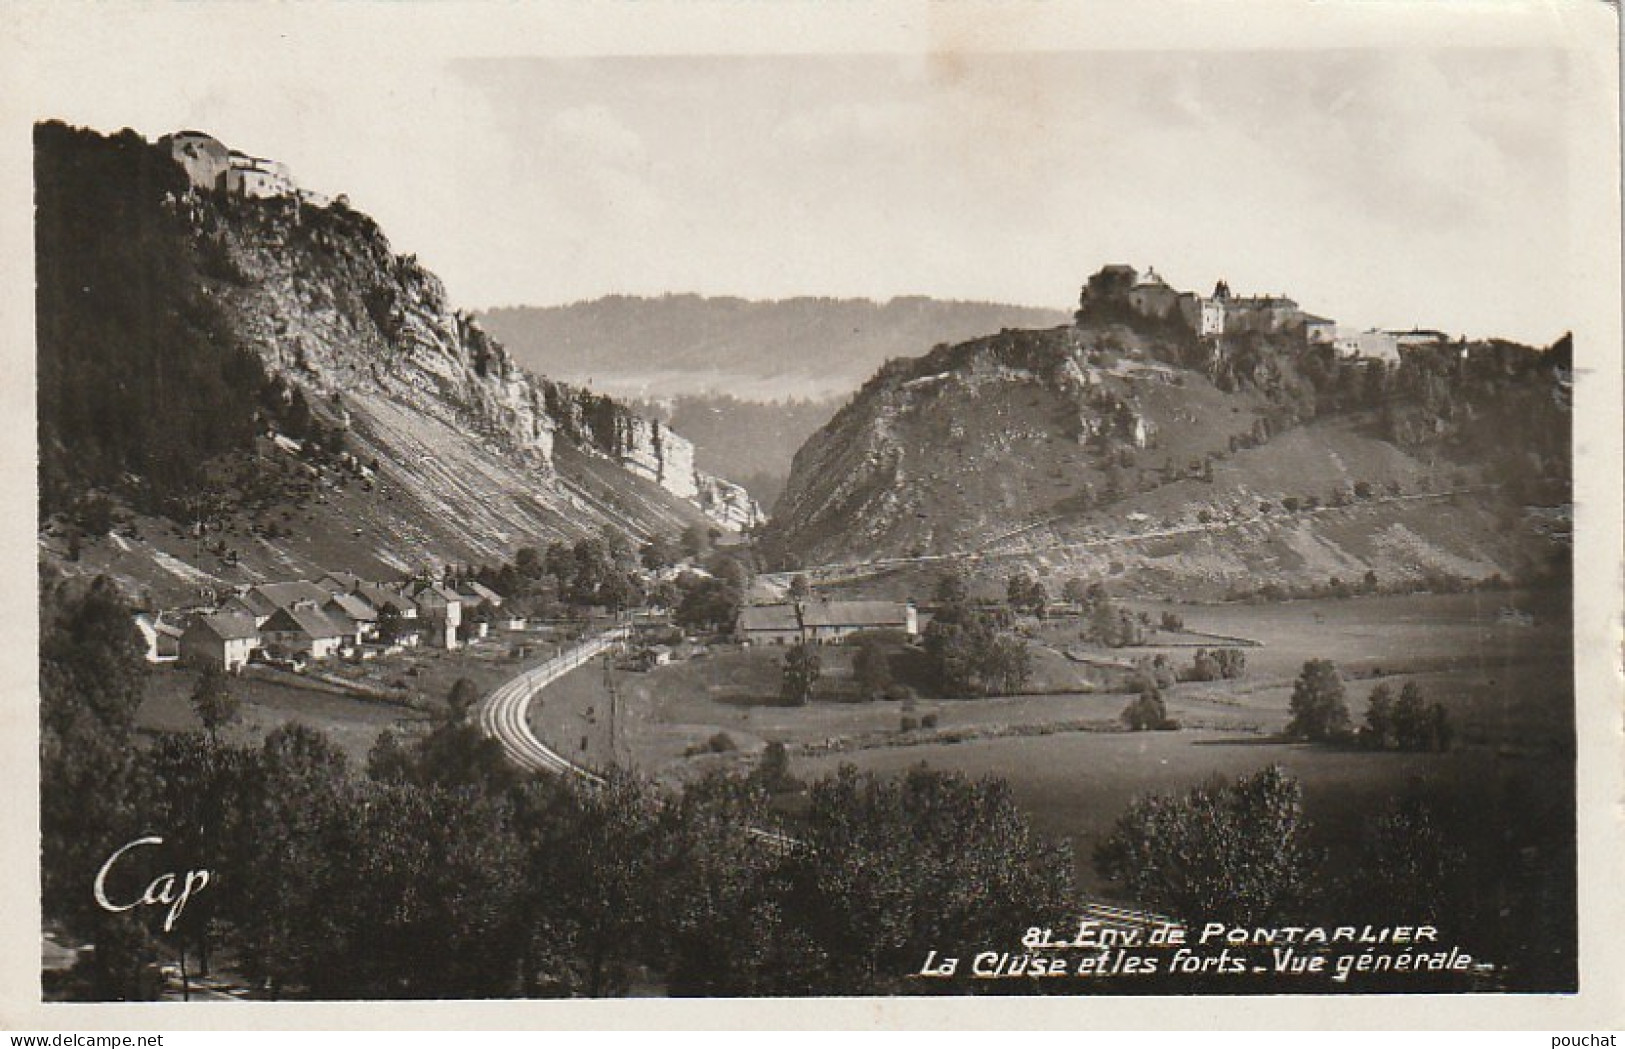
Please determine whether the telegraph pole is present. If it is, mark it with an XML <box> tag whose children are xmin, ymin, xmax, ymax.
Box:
<box><xmin>602</xmin><ymin>652</ymin><xmax>622</xmax><ymax>770</ymax></box>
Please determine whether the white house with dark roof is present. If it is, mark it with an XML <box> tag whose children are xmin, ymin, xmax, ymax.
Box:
<box><xmin>408</xmin><ymin>582</ymin><xmax>463</xmax><ymax>649</ymax></box>
<box><xmin>323</xmin><ymin>593</ymin><xmax>379</xmax><ymax>641</ymax></box>
<box><xmin>260</xmin><ymin>604</ymin><xmax>347</xmax><ymax>661</ymax></box>
<box><xmin>179</xmin><ymin>612</ymin><xmax>260</xmax><ymax>672</ymax></box>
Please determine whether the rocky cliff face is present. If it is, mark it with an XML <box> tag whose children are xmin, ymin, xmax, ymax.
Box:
<box><xmin>764</xmin><ymin>317</ymin><xmax>1569</xmax><ymax>599</ymax></box>
<box><xmin>189</xmin><ymin>177</ymin><xmax>760</xmax><ymax>528</ymax></box>
<box><xmin>35</xmin><ymin>123</ymin><xmax>754</xmax><ymax>600</ymax></box>
<box><xmin>200</xmin><ymin>196</ymin><xmax>559</xmax><ymax>462</ymax></box>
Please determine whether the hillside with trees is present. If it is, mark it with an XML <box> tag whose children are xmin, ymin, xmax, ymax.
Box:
<box><xmin>764</xmin><ymin>266</ymin><xmax>1570</xmax><ymax>599</ymax></box>
<box><xmin>35</xmin><ymin>122</ymin><xmax>750</xmax><ymax>605</ymax></box>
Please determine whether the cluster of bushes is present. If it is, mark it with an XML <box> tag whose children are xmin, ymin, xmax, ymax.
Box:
<box><xmin>1287</xmin><ymin>660</ymin><xmax>1453</xmax><ymax>752</ymax></box>
<box><xmin>1121</xmin><ymin>685</ymin><xmax>1178</xmax><ymax>731</ymax></box>
<box><xmin>1004</xmin><ymin>572</ymin><xmax>1048</xmax><ymax>616</ymax></box>
<box><xmin>684</xmin><ymin>731</ymin><xmax>738</xmax><ymax>757</ymax></box>
<box><xmin>1223</xmin><ymin>568</ymin><xmax>1513</xmax><ymax>604</ymax></box>
<box><xmin>1181</xmin><ymin>647</ymin><xmax>1246</xmax><ymax>682</ymax></box>
<box><xmin>922</xmin><ymin>570</ymin><xmax>1032</xmax><ymax>697</ymax></box>
<box><xmin>1359</xmin><ymin>682</ymin><xmax>1453</xmax><ymax>753</ymax></box>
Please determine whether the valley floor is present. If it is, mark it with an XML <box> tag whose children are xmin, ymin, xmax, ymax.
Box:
<box><xmin>558</xmin><ymin>590</ymin><xmax>1573</xmax><ymax>903</ymax></box>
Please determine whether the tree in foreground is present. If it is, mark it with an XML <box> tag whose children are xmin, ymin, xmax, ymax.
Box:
<box><xmin>1341</xmin><ymin>793</ymin><xmax>1466</xmax><ymax>929</ymax></box>
<box><xmin>781</xmin><ymin>641</ymin><xmax>821</xmax><ymax>706</ymax></box>
<box><xmin>1360</xmin><ymin>682</ymin><xmax>1397</xmax><ymax>749</ymax></box>
<box><xmin>766</xmin><ymin>765</ymin><xmax>1076</xmax><ymax>995</ymax></box>
<box><xmin>1285</xmin><ymin>659</ymin><xmax>1350</xmax><ymax>742</ymax></box>
<box><xmin>1094</xmin><ymin>764</ymin><xmax>1313</xmax><ymax>926</ymax></box>
<box><xmin>852</xmin><ymin>640</ymin><xmax>893</xmax><ymax>700</ymax></box>
<box><xmin>189</xmin><ymin>662</ymin><xmax>240</xmax><ymax>743</ymax></box>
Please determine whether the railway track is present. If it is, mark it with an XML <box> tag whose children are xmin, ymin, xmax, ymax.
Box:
<box><xmin>476</xmin><ymin>627</ymin><xmax>630</xmax><ymax>785</ymax></box>
<box><xmin>475</xmin><ymin>626</ymin><xmax>802</xmax><ymax>852</ymax></box>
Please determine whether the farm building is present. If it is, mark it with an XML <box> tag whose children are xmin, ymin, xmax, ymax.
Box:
<box><xmin>261</xmin><ymin>604</ymin><xmax>349</xmax><ymax>661</ymax></box>
<box><xmin>802</xmin><ymin>600</ymin><xmax>918</xmax><ymax>643</ymax></box>
<box><xmin>179</xmin><ymin>612</ymin><xmax>260</xmax><ymax>672</ymax></box>
<box><xmin>737</xmin><ymin>603</ymin><xmax>803</xmax><ymax>645</ymax></box>
<box><xmin>738</xmin><ymin>600</ymin><xmax>919</xmax><ymax>645</ymax></box>
<box><xmin>316</xmin><ymin>571</ymin><xmax>366</xmax><ymax>595</ymax></box>
<box><xmin>324</xmin><ymin>593</ymin><xmax>379</xmax><ymax>641</ymax></box>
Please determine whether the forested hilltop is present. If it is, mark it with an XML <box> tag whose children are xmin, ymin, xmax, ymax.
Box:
<box><xmin>765</xmin><ymin>266</ymin><xmax>1570</xmax><ymax>598</ymax></box>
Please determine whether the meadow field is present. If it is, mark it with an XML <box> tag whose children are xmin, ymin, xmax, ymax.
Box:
<box><xmin>609</xmin><ymin>588</ymin><xmax>1573</xmax><ymax>921</ymax></box>
<box><xmin>135</xmin><ymin>623</ymin><xmax>569</xmax><ymax>764</ymax></box>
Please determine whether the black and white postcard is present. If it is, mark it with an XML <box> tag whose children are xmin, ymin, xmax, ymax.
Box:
<box><xmin>2</xmin><ymin>0</ymin><xmax>1620</xmax><ymax>1030</ymax></box>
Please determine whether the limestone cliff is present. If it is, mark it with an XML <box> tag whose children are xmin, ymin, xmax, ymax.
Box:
<box><xmin>35</xmin><ymin>122</ymin><xmax>754</xmax><ymax>600</ymax></box>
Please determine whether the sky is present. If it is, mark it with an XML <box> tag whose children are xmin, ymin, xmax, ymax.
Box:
<box><xmin>6</xmin><ymin>9</ymin><xmax>1600</xmax><ymax>345</ymax></box>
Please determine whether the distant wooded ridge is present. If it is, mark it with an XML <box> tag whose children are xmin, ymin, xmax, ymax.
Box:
<box><xmin>476</xmin><ymin>294</ymin><xmax>1071</xmax><ymax>401</ymax></box>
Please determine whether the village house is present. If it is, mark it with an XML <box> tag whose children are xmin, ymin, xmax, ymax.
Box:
<box><xmin>352</xmin><ymin>582</ymin><xmax>417</xmax><ymax>619</ymax></box>
<box><xmin>260</xmin><ymin>604</ymin><xmax>347</xmax><ymax>661</ymax></box>
<box><xmin>323</xmin><ymin>593</ymin><xmax>379</xmax><ymax>642</ymax></box>
<box><xmin>133</xmin><ymin>613</ymin><xmax>184</xmax><ymax>664</ymax></box>
<box><xmin>456</xmin><ymin>580</ymin><xmax>504</xmax><ymax>610</ymax></box>
<box><xmin>256</xmin><ymin>580</ymin><xmax>334</xmax><ymax>610</ymax></box>
<box><xmin>220</xmin><ymin>588</ymin><xmax>279</xmax><ymax>627</ymax></box>
<box><xmin>737</xmin><ymin>603</ymin><xmax>803</xmax><ymax>645</ymax></box>
<box><xmin>408</xmin><ymin>581</ymin><xmax>464</xmax><ymax>649</ymax></box>
<box><xmin>737</xmin><ymin>600</ymin><xmax>919</xmax><ymax>645</ymax></box>
<box><xmin>316</xmin><ymin>571</ymin><xmax>366</xmax><ymax>595</ymax></box>
<box><xmin>179</xmin><ymin>612</ymin><xmax>260</xmax><ymax>673</ymax></box>
<box><xmin>222</xmin><ymin>580</ymin><xmax>336</xmax><ymax>627</ymax></box>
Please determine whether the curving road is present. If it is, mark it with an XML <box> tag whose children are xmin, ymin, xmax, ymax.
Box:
<box><xmin>476</xmin><ymin>624</ymin><xmax>801</xmax><ymax>852</ymax></box>
<box><xmin>476</xmin><ymin>626</ymin><xmax>630</xmax><ymax>785</ymax></box>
